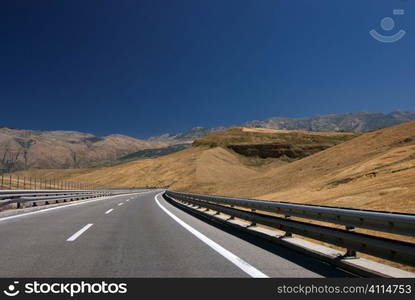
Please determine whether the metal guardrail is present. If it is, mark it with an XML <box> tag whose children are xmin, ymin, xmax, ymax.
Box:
<box><xmin>0</xmin><ymin>189</ymin><xmax>147</xmax><ymax>209</ymax></box>
<box><xmin>166</xmin><ymin>191</ymin><xmax>415</xmax><ymax>236</ymax></box>
<box><xmin>165</xmin><ymin>191</ymin><xmax>415</xmax><ymax>267</ymax></box>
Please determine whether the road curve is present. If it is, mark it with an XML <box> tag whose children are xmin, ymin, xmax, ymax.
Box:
<box><xmin>0</xmin><ymin>190</ymin><xmax>351</xmax><ymax>277</ymax></box>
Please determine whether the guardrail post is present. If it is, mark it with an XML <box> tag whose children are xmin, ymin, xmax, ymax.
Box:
<box><xmin>250</xmin><ymin>209</ymin><xmax>257</xmax><ymax>226</ymax></box>
<box><xmin>283</xmin><ymin>215</ymin><xmax>293</xmax><ymax>237</ymax></box>
<box><xmin>228</xmin><ymin>205</ymin><xmax>235</xmax><ymax>220</ymax></box>
<box><xmin>343</xmin><ymin>226</ymin><xmax>357</xmax><ymax>258</ymax></box>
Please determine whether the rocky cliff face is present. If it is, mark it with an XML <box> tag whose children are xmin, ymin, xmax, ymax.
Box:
<box><xmin>228</xmin><ymin>143</ymin><xmax>329</xmax><ymax>159</ymax></box>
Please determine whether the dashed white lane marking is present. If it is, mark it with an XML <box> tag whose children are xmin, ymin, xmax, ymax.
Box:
<box><xmin>66</xmin><ymin>224</ymin><xmax>93</xmax><ymax>242</ymax></box>
<box><xmin>154</xmin><ymin>193</ymin><xmax>268</xmax><ymax>278</ymax></box>
<box><xmin>105</xmin><ymin>209</ymin><xmax>114</xmax><ymax>215</ymax></box>
<box><xmin>0</xmin><ymin>192</ymin><xmax>150</xmax><ymax>223</ymax></box>
<box><xmin>118</xmin><ymin>203</ymin><xmax>124</xmax><ymax>206</ymax></box>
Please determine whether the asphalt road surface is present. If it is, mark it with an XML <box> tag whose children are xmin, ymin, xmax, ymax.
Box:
<box><xmin>0</xmin><ymin>190</ymin><xmax>351</xmax><ymax>277</ymax></box>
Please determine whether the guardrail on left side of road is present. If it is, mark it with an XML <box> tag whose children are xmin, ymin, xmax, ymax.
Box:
<box><xmin>0</xmin><ymin>189</ymin><xmax>149</xmax><ymax>210</ymax></box>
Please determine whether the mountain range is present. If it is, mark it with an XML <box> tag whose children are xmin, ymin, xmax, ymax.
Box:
<box><xmin>244</xmin><ymin>111</ymin><xmax>415</xmax><ymax>132</ymax></box>
<box><xmin>149</xmin><ymin>111</ymin><xmax>415</xmax><ymax>142</ymax></box>
<box><xmin>1</xmin><ymin>111</ymin><xmax>414</xmax><ymax>172</ymax></box>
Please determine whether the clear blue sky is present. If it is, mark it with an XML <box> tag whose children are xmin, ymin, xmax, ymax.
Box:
<box><xmin>1</xmin><ymin>0</ymin><xmax>414</xmax><ymax>138</ymax></box>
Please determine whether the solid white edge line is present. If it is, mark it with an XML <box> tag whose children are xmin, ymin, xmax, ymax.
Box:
<box><xmin>105</xmin><ymin>208</ymin><xmax>114</xmax><ymax>215</ymax></box>
<box><xmin>0</xmin><ymin>191</ymin><xmax>151</xmax><ymax>223</ymax></box>
<box><xmin>66</xmin><ymin>223</ymin><xmax>94</xmax><ymax>242</ymax></box>
<box><xmin>154</xmin><ymin>192</ymin><xmax>268</xmax><ymax>278</ymax></box>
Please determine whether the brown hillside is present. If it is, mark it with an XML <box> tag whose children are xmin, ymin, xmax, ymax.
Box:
<box><xmin>12</xmin><ymin>146</ymin><xmax>271</xmax><ymax>192</ymax></box>
<box><xmin>194</xmin><ymin>127</ymin><xmax>356</xmax><ymax>160</ymax></box>
<box><xmin>0</xmin><ymin>128</ymin><xmax>172</xmax><ymax>171</ymax></box>
<box><xmin>11</xmin><ymin>123</ymin><xmax>415</xmax><ymax>213</ymax></box>
<box><xmin>199</xmin><ymin>122</ymin><xmax>415</xmax><ymax>213</ymax></box>
<box><xmin>12</xmin><ymin>127</ymin><xmax>351</xmax><ymax>192</ymax></box>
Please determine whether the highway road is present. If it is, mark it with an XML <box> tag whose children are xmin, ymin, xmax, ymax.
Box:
<box><xmin>0</xmin><ymin>190</ymin><xmax>351</xmax><ymax>277</ymax></box>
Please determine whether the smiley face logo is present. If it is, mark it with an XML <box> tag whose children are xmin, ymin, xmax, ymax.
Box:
<box><xmin>370</xmin><ymin>9</ymin><xmax>406</xmax><ymax>43</ymax></box>
<box><xmin>3</xmin><ymin>281</ymin><xmax>20</xmax><ymax>297</ymax></box>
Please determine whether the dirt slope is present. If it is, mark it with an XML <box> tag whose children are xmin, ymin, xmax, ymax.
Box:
<box><xmin>12</xmin><ymin>127</ymin><xmax>353</xmax><ymax>190</ymax></box>
<box><xmin>11</xmin><ymin>128</ymin><xmax>355</xmax><ymax>192</ymax></box>
<box><xmin>11</xmin><ymin>123</ymin><xmax>415</xmax><ymax>213</ymax></box>
<box><xmin>202</xmin><ymin>122</ymin><xmax>415</xmax><ymax>213</ymax></box>
<box><xmin>13</xmin><ymin>146</ymin><xmax>270</xmax><ymax>191</ymax></box>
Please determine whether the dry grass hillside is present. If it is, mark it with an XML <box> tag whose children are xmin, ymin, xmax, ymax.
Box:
<box><xmin>204</xmin><ymin>122</ymin><xmax>415</xmax><ymax>213</ymax></box>
<box><xmin>12</xmin><ymin>146</ymin><xmax>271</xmax><ymax>191</ymax></box>
<box><xmin>11</xmin><ymin>123</ymin><xmax>415</xmax><ymax>213</ymax></box>
<box><xmin>12</xmin><ymin>127</ymin><xmax>353</xmax><ymax>192</ymax></box>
